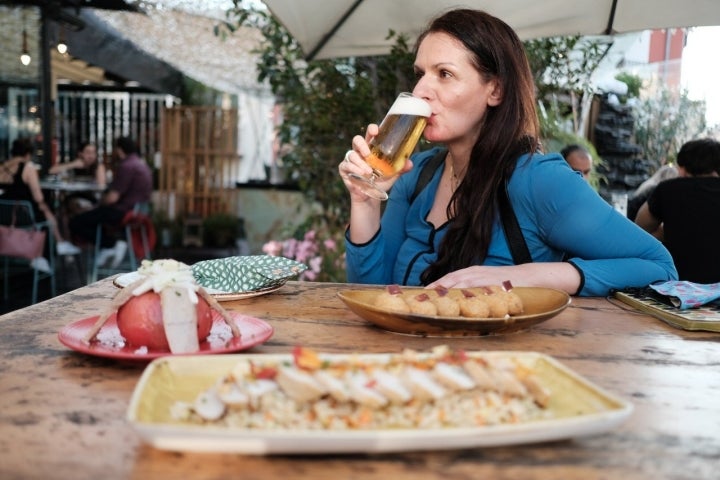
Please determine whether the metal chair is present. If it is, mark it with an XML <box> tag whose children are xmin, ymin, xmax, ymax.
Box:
<box><xmin>89</xmin><ymin>202</ymin><xmax>155</xmax><ymax>282</ymax></box>
<box><xmin>0</xmin><ymin>199</ymin><xmax>56</xmax><ymax>304</ymax></box>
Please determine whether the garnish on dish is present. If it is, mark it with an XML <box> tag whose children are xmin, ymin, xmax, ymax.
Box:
<box><xmin>170</xmin><ymin>345</ymin><xmax>551</xmax><ymax>429</ymax></box>
<box><xmin>83</xmin><ymin>259</ymin><xmax>241</xmax><ymax>353</ymax></box>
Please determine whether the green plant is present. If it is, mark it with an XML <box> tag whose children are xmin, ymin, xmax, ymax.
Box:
<box><xmin>615</xmin><ymin>72</ymin><xmax>643</xmax><ymax>99</ymax></box>
<box><xmin>151</xmin><ymin>210</ymin><xmax>182</xmax><ymax>248</ymax></box>
<box><xmin>222</xmin><ymin>5</ymin><xmax>415</xmax><ymax>235</ymax></box>
<box><xmin>525</xmin><ymin>35</ymin><xmax>610</xmax><ymax>135</ymax></box>
<box><xmin>634</xmin><ymin>87</ymin><xmax>708</xmax><ymax>166</ymax></box>
<box><xmin>203</xmin><ymin>213</ymin><xmax>243</xmax><ymax>248</ymax></box>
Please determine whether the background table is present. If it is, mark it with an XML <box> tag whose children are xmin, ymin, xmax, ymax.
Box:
<box><xmin>0</xmin><ymin>280</ymin><xmax>718</xmax><ymax>479</ymax></box>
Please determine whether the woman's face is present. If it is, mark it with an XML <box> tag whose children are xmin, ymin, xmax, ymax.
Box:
<box><xmin>412</xmin><ymin>32</ymin><xmax>501</xmax><ymax>149</ymax></box>
<box><xmin>80</xmin><ymin>145</ymin><xmax>97</xmax><ymax>165</ymax></box>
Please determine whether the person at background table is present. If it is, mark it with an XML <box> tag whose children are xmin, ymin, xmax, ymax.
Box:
<box><xmin>338</xmin><ymin>9</ymin><xmax>677</xmax><ymax>297</ymax></box>
<box><xmin>626</xmin><ymin>164</ymin><xmax>678</xmax><ymax>223</ymax></box>
<box><xmin>69</xmin><ymin>136</ymin><xmax>152</xmax><ymax>268</ymax></box>
<box><xmin>560</xmin><ymin>144</ymin><xmax>593</xmax><ymax>182</ymax></box>
<box><xmin>49</xmin><ymin>141</ymin><xmax>107</xmax><ymax>218</ymax></box>
<box><xmin>49</xmin><ymin>142</ymin><xmax>106</xmax><ymax>187</ymax></box>
<box><xmin>635</xmin><ymin>138</ymin><xmax>720</xmax><ymax>284</ymax></box>
<box><xmin>0</xmin><ymin>138</ymin><xmax>82</xmax><ymax>272</ymax></box>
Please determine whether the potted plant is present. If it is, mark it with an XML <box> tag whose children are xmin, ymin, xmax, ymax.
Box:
<box><xmin>203</xmin><ymin>213</ymin><xmax>244</xmax><ymax>248</ymax></box>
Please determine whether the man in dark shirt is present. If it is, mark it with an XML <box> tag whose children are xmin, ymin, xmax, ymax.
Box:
<box><xmin>69</xmin><ymin>136</ymin><xmax>153</xmax><ymax>267</ymax></box>
<box><xmin>635</xmin><ymin>138</ymin><xmax>720</xmax><ymax>283</ymax></box>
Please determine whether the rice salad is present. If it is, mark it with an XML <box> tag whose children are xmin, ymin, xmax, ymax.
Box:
<box><xmin>171</xmin><ymin>346</ymin><xmax>552</xmax><ymax>430</ymax></box>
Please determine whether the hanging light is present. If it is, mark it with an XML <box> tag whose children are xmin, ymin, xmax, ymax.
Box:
<box><xmin>20</xmin><ymin>28</ymin><xmax>31</xmax><ymax>66</ymax></box>
<box><xmin>57</xmin><ymin>25</ymin><xmax>68</xmax><ymax>54</ymax></box>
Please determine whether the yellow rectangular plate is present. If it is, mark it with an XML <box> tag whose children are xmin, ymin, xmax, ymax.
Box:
<box><xmin>127</xmin><ymin>351</ymin><xmax>632</xmax><ymax>455</ymax></box>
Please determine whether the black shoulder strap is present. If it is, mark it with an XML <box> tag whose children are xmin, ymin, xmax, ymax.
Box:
<box><xmin>410</xmin><ymin>149</ymin><xmax>447</xmax><ymax>204</ymax></box>
<box><xmin>411</xmin><ymin>148</ymin><xmax>532</xmax><ymax>265</ymax></box>
<box><xmin>498</xmin><ymin>184</ymin><xmax>532</xmax><ymax>264</ymax></box>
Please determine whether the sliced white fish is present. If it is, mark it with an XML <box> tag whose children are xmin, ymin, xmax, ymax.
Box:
<box><xmin>193</xmin><ymin>388</ymin><xmax>226</xmax><ymax>421</ymax></box>
<box><xmin>347</xmin><ymin>372</ymin><xmax>388</xmax><ymax>408</ymax></box>
<box><xmin>462</xmin><ymin>359</ymin><xmax>496</xmax><ymax>390</ymax></box>
<box><xmin>314</xmin><ymin>370</ymin><xmax>351</xmax><ymax>402</ymax></box>
<box><xmin>488</xmin><ymin>366</ymin><xmax>528</xmax><ymax>397</ymax></box>
<box><xmin>161</xmin><ymin>285</ymin><xmax>199</xmax><ymax>354</ymax></box>
<box><xmin>217</xmin><ymin>379</ymin><xmax>249</xmax><ymax>406</ymax></box>
<box><xmin>371</xmin><ymin>370</ymin><xmax>412</xmax><ymax>404</ymax></box>
<box><xmin>520</xmin><ymin>374</ymin><xmax>551</xmax><ymax>407</ymax></box>
<box><xmin>432</xmin><ymin>362</ymin><xmax>476</xmax><ymax>391</ymax></box>
<box><xmin>275</xmin><ymin>366</ymin><xmax>326</xmax><ymax>402</ymax></box>
<box><xmin>403</xmin><ymin>367</ymin><xmax>446</xmax><ymax>401</ymax></box>
<box><xmin>246</xmin><ymin>378</ymin><xmax>279</xmax><ymax>398</ymax></box>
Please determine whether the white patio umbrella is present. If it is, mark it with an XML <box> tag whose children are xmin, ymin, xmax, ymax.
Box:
<box><xmin>262</xmin><ymin>0</ymin><xmax>720</xmax><ymax>60</ymax></box>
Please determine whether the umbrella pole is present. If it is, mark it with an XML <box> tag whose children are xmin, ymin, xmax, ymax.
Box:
<box><xmin>40</xmin><ymin>5</ymin><xmax>53</xmax><ymax>172</ymax></box>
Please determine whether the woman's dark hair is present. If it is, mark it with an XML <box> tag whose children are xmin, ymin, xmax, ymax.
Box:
<box><xmin>114</xmin><ymin>136</ymin><xmax>140</xmax><ymax>156</ymax></box>
<box><xmin>676</xmin><ymin>138</ymin><xmax>720</xmax><ymax>175</ymax></box>
<box><xmin>77</xmin><ymin>141</ymin><xmax>95</xmax><ymax>155</ymax></box>
<box><xmin>10</xmin><ymin>138</ymin><xmax>34</xmax><ymax>157</ymax></box>
<box><xmin>419</xmin><ymin>9</ymin><xmax>540</xmax><ymax>284</ymax></box>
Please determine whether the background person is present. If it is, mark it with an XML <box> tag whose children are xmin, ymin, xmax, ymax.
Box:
<box><xmin>49</xmin><ymin>141</ymin><xmax>107</xmax><ymax>224</ymax></box>
<box><xmin>626</xmin><ymin>164</ymin><xmax>679</xmax><ymax>222</ymax></box>
<box><xmin>338</xmin><ymin>9</ymin><xmax>676</xmax><ymax>296</ymax></box>
<box><xmin>560</xmin><ymin>144</ymin><xmax>593</xmax><ymax>181</ymax></box>
<box><xmin>635</xmin><ymin>138</ymin><xmax>720</xmax><ymax>283</ymax></box>
<box><xmin>49</xmin><ymin>141</ymin><xmax>106</xmax><ymax>187</ymax></box>
<box><xmin>69</xmin><ymin>136</ymin><xmax>152</xmax><ymax>268</ymax></box>
<box><xmin>0</xmin><ymin>138</ymin><xmax>81</xmax><ymax>272</ymax></box>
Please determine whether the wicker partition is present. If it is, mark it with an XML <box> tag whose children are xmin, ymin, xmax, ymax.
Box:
<box><xmin>158</xmin><ymin>106</ymin><xmax>240</xmax><ymax>218</ymax></box>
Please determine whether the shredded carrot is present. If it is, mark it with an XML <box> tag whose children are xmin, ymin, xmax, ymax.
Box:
<box><xmin>292</xmin><ymin>346</ymin><xmax>322</xmax><ymax>370</ymax></box>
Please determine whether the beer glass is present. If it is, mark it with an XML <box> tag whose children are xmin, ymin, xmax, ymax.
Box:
<box><xmin>348</xmin><ymin>92</ymin><xmax>431</xmax><ymax>200</ymax></box>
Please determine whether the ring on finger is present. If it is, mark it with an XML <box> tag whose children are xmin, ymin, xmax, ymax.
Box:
<box><xmin>344</xmin><ymin>150</ymin><xmax>353</xmax><ymax>163</ymax></box>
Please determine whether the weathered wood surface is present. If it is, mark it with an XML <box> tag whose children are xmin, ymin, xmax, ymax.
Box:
<box><xmin>0</xmin><ymin>280</ymin><xmax>718</xmax><ymax>480</ymax></box>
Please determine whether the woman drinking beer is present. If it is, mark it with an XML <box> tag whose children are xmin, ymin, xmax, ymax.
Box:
<box><xmin>338</xmin><ymin>9</ymin><xmax>676</xmax><ymax>296</ymax></box>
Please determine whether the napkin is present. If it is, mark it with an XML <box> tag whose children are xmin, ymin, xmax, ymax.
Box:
<box><xmin>191</xmin><ymin>255</ymin><xmax>307</xmax><ymax>292</ymax></box>
<box><xmin>648</xmin><ymin>281</ymin><xmax>720</xmax><ymax>310</ymax></box>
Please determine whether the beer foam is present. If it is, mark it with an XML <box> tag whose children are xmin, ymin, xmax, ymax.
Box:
<box><xmin>388</xmin><ymin>96</ymin><xmax>431</xmax><ymax>117</ymax></box>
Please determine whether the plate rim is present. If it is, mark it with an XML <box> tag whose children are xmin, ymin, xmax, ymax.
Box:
<box><xmin>336</xmin><ymin>286</ymin><xmax>571</xmax><ymax>336</ymax></box>
<box><xmin>126</xmin><ymin>351</ymin><xmax>633</xmax><ymax>454</ymax></box>
<box><xmin>57</xmin><ymin>311</ymin><xmax>274</xmax><ymax>360</ymax></box>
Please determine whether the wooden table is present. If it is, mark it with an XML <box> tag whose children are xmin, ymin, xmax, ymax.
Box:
<box><xmin>0</xmin><ymin>280</ymin><xmax>718</xmax><ymax>479</ymax></box>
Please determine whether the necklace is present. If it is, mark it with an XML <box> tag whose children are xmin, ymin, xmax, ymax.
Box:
<box><xmin>450</xmin><ymin>162</ymin><xmax>464</xmax><ymax>191</ymax></box>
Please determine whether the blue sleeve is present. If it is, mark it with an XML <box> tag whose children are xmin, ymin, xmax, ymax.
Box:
<box><xmin>524</xmin><ymin>156</ymin><xmax>677</xmax><ymax>296</ymax></box>
<box><xmin>345</xmin><ymin>152</ymin><xmax>427</xmax><ymax>284</ymax></box>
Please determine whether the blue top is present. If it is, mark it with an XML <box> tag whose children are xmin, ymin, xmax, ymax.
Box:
<box><xmin>345</xmin><ymin>147</ymin><xmax>678</xmax><ymax>296</ymax></box>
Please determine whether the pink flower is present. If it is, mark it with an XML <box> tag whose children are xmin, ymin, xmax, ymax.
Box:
<box><xmin>323</xmin><ymin>238</ymin><xmax>336</xmax><ymax>251</ymax></box>
<box><xmin>309</xmin><ymin>256</ymin><xmax>323</xmax><ymax>273</ymax></box>
<box><xmin>262</xmin><ymin>240</ymin><xmax>283</xmax><ymax>256</ymax></box>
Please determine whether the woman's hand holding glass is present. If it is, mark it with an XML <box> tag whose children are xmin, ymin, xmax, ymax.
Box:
<box><xmin>340</xmin><ymin>125</ymin><xmax>414</xmax><ymax>202</ymax></box>
<box><xmin>339</xmin><ymin>92</ymin><xmax>430</xmax><ymax>201</ymax></box>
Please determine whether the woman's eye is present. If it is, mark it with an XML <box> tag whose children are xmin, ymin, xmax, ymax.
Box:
<box><xmin>440</xmin><ymin>69</ymin><xmax>452</xmax><ymax>78</ymax></box>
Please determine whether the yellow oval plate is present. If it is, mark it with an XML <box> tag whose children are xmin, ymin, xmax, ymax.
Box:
<box><xmin>337</xmin><ymin>286</ymin><xmax>571</xmax><ymax>337</ymax></box>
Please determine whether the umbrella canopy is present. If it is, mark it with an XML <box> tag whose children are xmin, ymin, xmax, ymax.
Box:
<box><xmin>262</xmin><ymin>0</ymin><xmax>720</xmax><ymax>60</ymax></box>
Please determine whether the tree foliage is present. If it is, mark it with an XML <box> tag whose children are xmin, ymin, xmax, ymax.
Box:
<box><xmin>634</xmin><ymin>88</ymin><xmax>707</xmax><ymax>166</ymax></box>
<box><xmin>223</xmin><ymin>5</ymin><xmax>415</xmax><ymax>233</ymax></box>
<box><xmin>525</xmin><ymin>36</ymin><xmax>609</xmax><ymax>135</ymax></box>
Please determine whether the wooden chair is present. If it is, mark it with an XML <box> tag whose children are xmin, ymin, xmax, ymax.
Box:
<box><xmin>89</xmin><ymin>203</ymin><xmax>155</xmax><ymax>283</ymax></box>
<box><xmin>0</xmin><ymin>199</ymin><xmax>56</xmax><ymax>304</ymax></box>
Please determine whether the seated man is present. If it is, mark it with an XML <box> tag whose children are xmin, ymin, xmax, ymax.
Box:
<box><xmin>69</xmin><ymin>136</ymin><xmax>153</xmax><ymax>267</ymax></box>
<box><xmin>635</xmin><ymin>138</ymin><xmax>720</xmax><ymax>283</ymax></box>
<box><xmin>560</xmin><ymin>144</ymin><xmax>593</xmax><ymax>181</ymax></box>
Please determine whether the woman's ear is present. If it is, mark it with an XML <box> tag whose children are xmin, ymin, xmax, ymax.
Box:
<box><xmin>487</xmin><ymin>79</ymin><xmax>502</xmax><ymax>107</ymax></box>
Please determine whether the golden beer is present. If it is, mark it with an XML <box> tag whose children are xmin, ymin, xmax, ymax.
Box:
<box><xmin>366</xmin><ymin>94</ymin><xmax>431</xmax><ymax>178</ymax></box>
